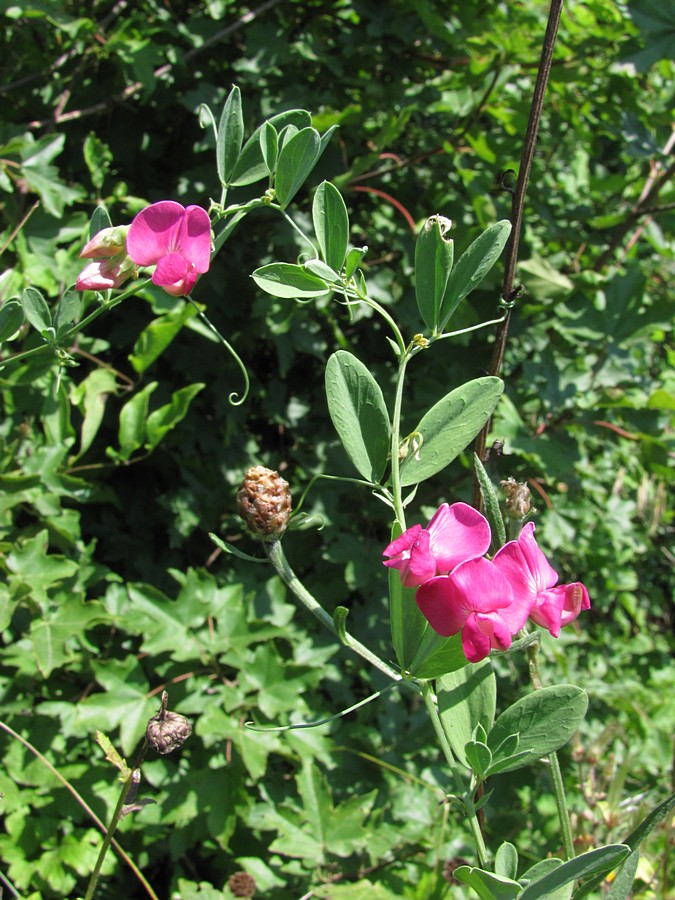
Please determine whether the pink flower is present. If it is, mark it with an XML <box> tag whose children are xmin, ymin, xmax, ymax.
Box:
<box><xmin>76</xmin><ymin>225</ymin><xmax>134</xmax><ymax>291</ymax></box>
<box><xmin>415</xmin><ymin>557</ymin><xmax>534</xmax><ymax>662</ymax></box>
<box><xmin>492</xmin><ymin>521</ymin><xmax>590</xmax><ymax>638</ymax></box>
<box><xmin>383</xmin><ymin>502</ymin><xmax>491</xmax><ymax>588</ymax></box>
<box><xmin>126</xmin><ymin>201</ymin><xmax>211</xmax><ymax>297</ymax></box>
<box><xmin>80</xmin><ymin>225</ymin><xmax>129</xmax><ymax>259</ymax></box>
<box><xmin>76</xmin><ymin>259</ymin><xmax>132</xmax><ymax>291</ymax></box>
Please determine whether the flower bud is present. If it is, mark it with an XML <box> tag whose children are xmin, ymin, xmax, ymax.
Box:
<box><xmin>146</xmin><ymin>692</ymin><xmax>191</xmax><ymax>755</ymax></box>
<box><xmin>237</xmin><ymin>466</ymin><xmax>292</xmax><ymax>539</ymax></box>
<box><xmin>500</xmin><ymin>477</ymin><xmax>531</xmax><ymax>520</ymax></box>
<box><xmin>80</xmin><ymin>225</ymin><xmax>130</xmax><ymax>259</ymax></box>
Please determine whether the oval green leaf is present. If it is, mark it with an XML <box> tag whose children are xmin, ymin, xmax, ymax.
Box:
<box><xmin>438</xmin><ymin>660</ymin><xmax>496</xmax><ymax>767</ymax></box>
<box><xmin>0</xmin><ymin>298</ymin><xmax>25</xmax><ymax>342</ymax></box>
<box><xmin>217</xmin><ymin>84</ymin><xmax>244</xmax><ymax>186</ymax></box>
<box><xmin>21</xmin><ymin>287</ymin><xmax>52</xmax><ymax>334</ymax></box>
<box><xmin>252</xmin><ymin>263</ymin><xmax>330</xmax><ymax>299</ymax></box>
<box><xmin>313</xmin><ymin>181</ymin><xmax>349</xmax><ymax>273</ymax></box>
<box><xmin>325</xmin><ymin>350</ymin><xmax>390</xmax><ymax>482</ymax></box>
<box><xmin>275</xmin><ymin>127</ymin><xmax>321</xmax><ymax>208</ymax></box>
<box><xmin>415</xmin><ymin>215</ymin><xmax>454</xmax><ymax>332</ymax></box>
<box><xmin>399</xmin><ymin>376</ymin><xmax>503</xmax><ymax>486</ymax></box>
<box><xmin>229</xmin><ymin>109</ymin><xmax>312</xmax><ymax>187</ymax></box>
<box><xmin>439</xmin><ymin>220</ymin><xmax>512</xmax><ymax>329</ymax></box>
<box><xmin>487</xmin><ymin>684</ymin><xmax>588</xmax><ymax>773</ymax></box>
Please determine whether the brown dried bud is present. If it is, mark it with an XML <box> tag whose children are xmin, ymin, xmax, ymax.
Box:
<box><xmin>237</xmin><ymin>465</ymin><xmax>291</xmax><ymax>540</ymax></box>
<box><xmin>228</xmin><ymin>871</ymin><xmax>257</xmax><ymax>897</ymax></box>
<box><xmin>500</xmin><ymin>477</ymin><xmax>531</xmax><ymax>520</ymax></box>
<box><xmin>146</xmin><ymin>692</ymin><xmax>191</xmax><ymax>755</ymax></box>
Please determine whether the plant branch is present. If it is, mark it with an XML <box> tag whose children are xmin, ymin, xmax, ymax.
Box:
<box><xmin>472</xmin><ymin>0</ymin><xmax>564</xmax><ymax>506</ymax></box>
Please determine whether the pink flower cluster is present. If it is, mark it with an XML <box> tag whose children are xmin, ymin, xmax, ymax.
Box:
<box><xmin>76</xmin><ymin>201</ymin><xmax>211</xmax><ymax>297</ymax></box>
<box><xmin>383</xmin><ymin>503</ymin><xmax>590</xmax><ymax>664</ymax></box>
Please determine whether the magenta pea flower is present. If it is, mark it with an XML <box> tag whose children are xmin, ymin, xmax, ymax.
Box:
<box><xmin>126</xmin><ymin>201</ymin><xmax>211</xmax><ymax>297</ymax></box>
<box><xmin>383</xmin><ymin>502</ymin><xmax>491</xmax><ymax>588</ymax></box>
<box><xmin>415</xmin><ymin>557</ymin><xmax>534</xmax><ymax>663</ymax></box>
<box><xmin>492</xmin><ymin>521</ymin><xmax>590</xmax><ymax>638</ymax></box>
<box><xmin>76</xmin><ymin>225</ymin><xmax>134</xmax><ymax>291</ymax></box>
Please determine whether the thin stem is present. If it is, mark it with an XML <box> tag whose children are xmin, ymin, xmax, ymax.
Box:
<box><xmin>472</xmin><ymin>0</ymin><xmax>564</xmax><ymax>504</ymax></box>
<box><xmin>185</xmin><ymin>295</ymin><xmax>250</xmax><ymax>405</ymax></box>
<box><xmin>420</xmin><ymin>682</ymin><xmax>489</xmax><ymax>868</ymax></box>
<box><xmin>389</xmin><ymin>353</ymin><xmax>411</xmax><ymax>527</ymax></box>
<box><xmin>85</xmin><ymin>739</ymin><xmax>151</xmax><ymax>900</ymax></box>
<box><xmin>265</xmin><ymin>540</ymin><xmax>405</xmax><ymax>684</ymax></box>
<box><xmin>0</xmin><ymin>719</ymin><xmax>157</xmax><ymax>900</ymax></box>
<box><xmin>527</xmin><ymin>638</ymin><xmax>575</xmax><ymax>861</ymax></box>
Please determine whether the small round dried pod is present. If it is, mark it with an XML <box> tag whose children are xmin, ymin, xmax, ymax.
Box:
<box><xmin>237</xmin><ymin>465</ymin><xmax>291</xmax><ymax>539</ymax></box>
<box><xmin>500</xmin><ymin>476</ymin><xmax>531</xmax><ymax>520</ymax></box>
<box><xmin>146</xmin><ymin>692</ymin><xmax>191</xmax><ymax>755</ymax></box>
<box><xmin>228</xmin><ymin>871</ymin><xmax>257</xmax><ymax>897</ymax></box>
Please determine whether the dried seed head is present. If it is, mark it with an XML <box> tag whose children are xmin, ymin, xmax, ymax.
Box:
<box><xmin>237</xmin><ymin>465</ymin><xmax>291</xmax><ymax>540</ymax></box>
<box><xmin>228</xmin><ymin>871</ymin><xmax>257</xmax><ymax>897</ymax></box>
<box><xmin>500</xmin><ymin>477</ymin><xmax>532</xmax><ymax>520</ymax></box>
<box><xmin>146</xmin><ymin>692</ymin><xmax>191</xmax><ymax>755</ymax></box>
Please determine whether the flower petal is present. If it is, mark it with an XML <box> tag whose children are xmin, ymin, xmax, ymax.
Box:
<box><xmin>427</xmin><ymin>502</ymin><xmax>491</xmax><ymax>572</ymax></box>
<box><xmin>493</xmin><ymin>521</ymin><xmax>558</xmax><ymax>602</ymax></box>
<box><xmin>127</xmin><ymin>201</ymin><xmax>187</xmax><ymax>266</ymax></box>
<box><xmin>178</xmin><ymin>205</ymin><xmax>212</xmax><ymax>273</ymax></box>
<box><xmin>415</xmin><ymin>574</ymin><xmax>468</xmax><ymax>637</ymax></box>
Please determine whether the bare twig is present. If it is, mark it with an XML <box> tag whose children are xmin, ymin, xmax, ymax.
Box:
<box><xmin>472</xmin><ymin>0</ymin><xmax>565</xmax><ymax>507</ymax></box>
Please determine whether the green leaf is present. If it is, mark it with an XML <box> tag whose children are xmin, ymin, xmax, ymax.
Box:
<box><xmin>115</xmin><ymin>382</ymin><xmax>158</xmax><ymax>461</ymax></box>
<box><xmin>313</xmin><ymin>181</ymin><xmax>349</xmax><ymax>272</ymax></box>
<box><xmin>6</xmin><ymin>530</ymin><xmax>79</xmax><ymax>604</ymax></box>
<box><xmin>519</xmin><ymin>859</ymin><xmax>570</xmax><ymax>900</ymax></box>
<box><xmin>519</xmin><ymin>845</ymin><xmax>631</xmax><ymax>899</ymax></box>
<box><xmin>464</xmin><ymin>741</ymin><xmax>492</xmax><ymax>776</ymax></box>
<box><xmin>21</xmin><ymin>287</ymin><xmax>52</xmax><ymax>335</ymax></box>
<box><xmin>325</xmin><ymin>350</ymin><xmax>390</xmax><ymax>482</ymax></box>
<box><xmin>230</xmin><ymin>109</ymin><xmax>312</xmax><ymax>187</ymax></box>
<box><xmin>494</xmin><ymin>842</ymin><xmax>518</xmax><ymax>881</ymax></box>
<box><xmin>0</xmin><ymin>298</ymin><xmax>24</xmax><ymax>342</ymax></box>
<box><xmin>217</xmin><ymin>85</ymin><xmax>244</xmax><ymax>186</ymax></box>
<box><xmin>399</xmin><ymin>377</ymin><xmax>503</xmax><ymax>486</ymax></box>
<box><xmin>275</xmin><ymin>127</ymin><xmax>321</xmax><ymax>208</ymax></box>
<box><xmin>474</xmin><ymin>453</ymin><xmax>507</xmax><ymax>548</ymax></box>
<box><xmin>453</xmin><ymin>866</ymin><xmax>522</xmax><ymax>900</ymax></box>
<box><xmin>415</xmin><ymin>215</ymin><xmax>454</xmax><ymax>331</ymax></box>
<box><xmin>54</xmin><ymin>288</ymin><xmax>81</xmax><ymax>335</ymax></box>
<box><xmin>70</xmin><ymin>368</ymin><xmax>119</xmax><ymax>458</ymax></box>
<box><xmin>574</xmin><ymin>793</ymin><xmax>675</xmax><ymax>899</ymax></box>
<box><xmin>438</xmin><ymin>659</ymin><xmax>496</xmax><ymax>767</ymax></box>
<box><xmin>486</xmin><ymin>684</ymin><xmax>588</xmax><ymax>773</ymax></box>
<box><xmin>252</xmin><ymin>262</ymin><xmax>330</xmax><ymax>298</ymax></box>
<box><xmin>439</xmin><ymin>220</ymin><xmax>511</xmax><ymax>329</ymax></box>
<box><xmin>89</xmin><ymin>205</ymin><xmax>113</xmax><ymax>239</ymax></box>
<box><xmin>83</xmin><ymin>133</ymin><xmax>112</xmax><ymax>191</ymax></box>
<box><xmin>145</xmin><ymin>382</ymin><xmax>205</xmax><ymax>450</ymax></box>
<box><xmin>128</xmin><ymin>300</ymin><xmax>197</xmax><ymax>374</ymax></box>
<box><xmin>261</xmin><ymin>121</ymin><xmax>279</xmax><ymax>174</ymax></box>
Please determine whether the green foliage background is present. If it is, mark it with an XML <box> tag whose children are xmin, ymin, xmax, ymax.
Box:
<box><xmin>0</xmin><ymin>0</ymin><xmax>673</xmax><ymax>897</ymax></box>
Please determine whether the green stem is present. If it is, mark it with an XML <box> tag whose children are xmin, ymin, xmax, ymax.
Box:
<box><xmin>420</xmin><ymin>681</ymin><xmax>489</xmax><ymax>868</ymax></box>
<box><xmin>527</xmin><ymin>637</ymin><xmax>575</xmax><ymax>861</ymax></box>
<box><xmin>389</xmin><ymin>353</ymin><xmax>411</xmax><ymax>527</ymax></box>
<box><xmin>84</xmin><ymin>738</ymin><xmax>150</xmax><ymax>900</ymax></box>
<box><xmin>265</xmin><ymin>540</ymin><xmax>404</xmax><ymax>684</ymax></box>
<box><xmin>185</xmin><ymin>295</ymin><xmax>250</xmax><ymax>405</ymax></box>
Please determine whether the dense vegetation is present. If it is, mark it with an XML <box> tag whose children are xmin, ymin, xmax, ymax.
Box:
<box><xmin>0</xmin><ymin>1</ymin><xmax>673</xmax><ymax>898</ymax></box>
